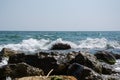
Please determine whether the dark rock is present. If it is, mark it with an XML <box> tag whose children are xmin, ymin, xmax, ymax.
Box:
<box><xmin>70</xmin><ymin>52</ymin><xmax>102</xmax><ymax>73</ymax></box>
<box><xmin>0</xmin><ymin>48</ymin><xmax>17</xmax><ymax>57</ymax></box>
<box><xmin>25</xmin><ymin>54</ymin><xmax>58</xmax><ymax>75</ymax></box>
<box><xmin>0</xmin><ymin>62</ymin><xmax>44</xmax><ymax>79</ymax></box>
<box><xmin>8</xmin><ymin>51</ymin><xmax>102</xmax><ymax>75</ymax></box>
<box><xmin>112</xmin><ymin>53</ymin><xmax>120</xmax><ymax>59</ymax></box>
<box><xmin>101</xmin><ymin>62</ymin><xmax>113</xmax><ymax>74</ymax></box>
<box><xmin>94</xmin><ymin>51</ymin><xmax>116</xmax><ymax>65</ymax></box>
<box><xmin>67</xmin><ymin>63</ymin><xmax>102</xmax><ymax>80</ymax></box>
<box><xmin>50</xmin><ymin>43</ymin><xmax>71</xmax><ymax>50</ymax></box>
<box><xmin>8</xmin><ymin>53</ymin><xmax>57</xmax><ymax>75</ymax></box>
<box><xmin>0</xmin><ymin>57</ymin><xmax>2</xmax><ymax>62</ymax></box>
<box><xmin>106</xmin><ymin>44</ymin><xmax>114</xmax><ymax>49</ymax></box>
<box><xmin>8</xmin><ymin>53</ymin><xmax>26</xmax><ymax>63</ymax></box>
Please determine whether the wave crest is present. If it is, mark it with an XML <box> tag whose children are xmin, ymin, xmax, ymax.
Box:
<box><xmin>0</xmin><ymin>38</ymin><xmax>120</xmax><ymax>53</ymax></box>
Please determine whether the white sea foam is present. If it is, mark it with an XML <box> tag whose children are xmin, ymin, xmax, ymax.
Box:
<box><xmin>78</xmin><ymin>38</ymin><xmax>120</xmax><ymax>49</ymax></box>
<box><xmin>0</xmin><ymin>57</ymin><xmax>8</xmax><ymax>68</ymax></box>
<box><xmin>0</xmin><ymin>38</ymin><xmax>50</xmax><ymax>53</ymax></box>
<box><xmin>47</xmin><ymin>38</ymin><xmax>78</xmax><ymax>49</ymax></box>
<box><xmin>0</xmin><ymin>38</ymin><xmax>119</xmax><ymax>53</ymax></box>
<box><xmin>113</xmin><ymin>59</ymin><xmax>120</xmax><ymax>72</ymax></box>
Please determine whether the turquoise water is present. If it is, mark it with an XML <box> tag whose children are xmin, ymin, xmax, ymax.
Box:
<box><xmin>0</xmin><ymin>31</ymin><xmax>120</xmax><ymax>53</ymax></box>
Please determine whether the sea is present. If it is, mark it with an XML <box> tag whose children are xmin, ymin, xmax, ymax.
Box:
<box><xmin>0</xmin><ymin>31</ymin><xmax>120</xmax><ymax>53</ymax></box>
<box><xmin>0</xmin><ymin>31</ymin><xmax>120</xmax><ymax>79</ymax></box>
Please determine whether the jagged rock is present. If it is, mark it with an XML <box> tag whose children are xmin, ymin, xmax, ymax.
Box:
<box><xmin>8</xmin><ymin>51</ymin><xmax>102</xmax><ymax>75</ymax></box>
<box><xmin>112</xmin><ymin>53</ymin><xmax>120</xmax><ymax>59</ymax></box>
<box><xmin>0</xmin><ymin>48</ymin><xmax>17</xmax><ymax>57</ymax></box>
<box><xmin>94</xmin><ymin>51</ymin><xmax>116</xmax><ymax>65</ymax></box>
<box><xmin>70</xmin><ymin>52</ymin><xmax>102</xmax><ymax>73</ymax></box>
<box><xmin>8</xmin><ymin>52</ymin><xmax>71</xmax><ymax>75</ymax></box>
<box><xmin>50</xmin><ymin>43</ymin><xmax>71</xmax><ymax>50</ymax></box>
<box><xmin>25</xmin><ymin>54</ymin><xmax>58</xmax><ymax>75</ymax></box>
<box><xmin>8</xmin><ymin>53</ymin><xmax>26</xmax><ymax>63</ymax></box>
<box><xmin>0</xmin><ymin>62</ymin><xmax>44</xmax><ymax>79</ymax></box>
<box><xmin>67</xmin><ymin>63</ymin><xmax>102</xmax><ymax>80</ymax></box>
<box><xmin>101</xmin><ymin>62</ymin><xmax>113</xmax><ymax>74</ymax></box>
<box><xmin>15</xmin><ymin>76</ymin><xmax>77</xmax><ymax>80</ymax></box>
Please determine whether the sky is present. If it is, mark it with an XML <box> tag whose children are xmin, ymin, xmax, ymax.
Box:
<box><xmin>0</xmin><ymin>0</ymin><xmax>120</xmax><ymax>31</ymax></box>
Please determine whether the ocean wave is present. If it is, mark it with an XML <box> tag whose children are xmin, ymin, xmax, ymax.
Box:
<box><xmin>113</xmin><ymin>59</ymin><xmax>120</xmax><ymax>72</ymax></box>
<box><xmin>0</xmin><ymin>38</ymin><xmax>120</xmax><ymax>53</ymax></box>
<box><xmin>78</xmin><ymin>38</ymin><xmax>120</xmax><ymax>49</ymax></box>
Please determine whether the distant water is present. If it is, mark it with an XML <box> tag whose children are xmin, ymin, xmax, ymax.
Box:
<box><xmin>0</xmin><ymin>31</ymin><xmax>120</xmax><ymax>53</ymax></box>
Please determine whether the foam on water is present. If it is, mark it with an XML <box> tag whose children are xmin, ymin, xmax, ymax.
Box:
<box><xmin>0</xmin><ymin>38</ymin><xmax>120</xmax><ymax>53</ymax></box>
<box><xmin>114</xmin><ymin>59</ymin><xmax>120</xmax><ymax>72</ymax></box>
<box><xmin>0</xmin><ymin>57</ymin><xmax>8</xmax><ymax>68</ymax></box>
<box><xmin>78</xmin><ymin>38</ymin><xmax>120</xmax><ymax>49</ymax></box>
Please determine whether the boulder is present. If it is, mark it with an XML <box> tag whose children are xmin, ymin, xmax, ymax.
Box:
<box><xmin>101</xmin><ymin>62</ymin><xmax>113</xmax><ymax>74</ymax></box>
<box><xmin>67</xmin><ymin>63</ymin><xmax>102</xmax><ymax>80</ymax></box>
<box><xmin>25</xmin><ymin>54</ymin><xmax>58</xmax><ymax>75</ymax></box>
<box><xmin>8</xmin><ymin>51</ymin><xmax>102</xmax><ymax>75</ymax></box>
<box><xmin>8</xmin><ymin>52</ymin><xmax>69</xmax><ymax>75</ymax></box>
<box><xmin>112</xmin><ymin>53</ymin><xmax>120</xmax><ymax>59</ymax></box>
<box><xmin>0</xmin><ymin>62</ymin><xmax>44</xmax><ymax>79</ymax></box>
<box><xmin>0</xmin><ymin>48</ymin><xmax>17</xmax><ymax>57</ymax></box>
<box><xmin>70</xmin><ymin>52</ymin><xmax>102</xmax><ymax>73</ymax></box>
<box><xmin>8</xmin><ymin>53</ymin><xmax>26</xmax><ymax>63</ymax></box>
<box><xmin>94</xmin><ymin>51</ymin><xmax>116</xmax><ymax>65</ymax></box>
<box><xmin>50</xmin><ymin>43</ymin><xmax>71</xmax><ymax>50</ymax></box>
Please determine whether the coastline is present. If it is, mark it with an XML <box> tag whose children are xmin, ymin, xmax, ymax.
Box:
<box><xmin>0</xmin><ymin>46</ymin><xmax>120</xmax><ymax>80</ymax></box>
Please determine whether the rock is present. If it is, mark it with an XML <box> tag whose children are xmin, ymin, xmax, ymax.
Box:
<box><xmin>8</xmin><ymin>51</ymin><xmax>102</xmax><ymax>75</ymax></box>
<box><xmin>15</xmin><ymin>76</ymin><xmax>77</xmax><ymax>80</ymax></box>
<box><xmin>94</xmin><ymin>51</ymin><xmax>116</xmax><ymax>65</ymax></box>
<box><xmin>0</xmin><ymin>62</ymin><xmax>44</xmax><ymax>79</ymax></box>
<box><xmin>70</xmin><ymin>52</ymin><xmax>102</xmax><ymax>73</ymax></box>
<box><xmin>102</xmin><ymin>74</ymin><xmax>120</xmax><ymax>80</ymax></box>
<box><xmin>25</xmin><ymin>54</ymin><xmax>58</xmax><ymax>75</ymax></box>
<box><xmin>0</xmin><ymin>57</ymin><xmax>2</xmax><ymax>62</ymax></box>
<box><xmin>50</xmin><ymin>43</ymin><xmax>71</xmax><ymax>50</ymax></box>
<box><xmin>101</xmin><ymin>62</ymin><xmax>113</xmax><ymax>74</ymax></box>
<box><xmin>0</xmin><ymin>48</ymin><xmax>17</xmax><ymax>57</ymax></box>
<box><xmin>112</xmin><ymin>53</ymin><xmax>120</xmax><ymax>59</ymax></box>
<box><xmin>67</xmin><ymin>63</ymin><xmax>102</xmax><ymax>80</ymax></box>
<box><xmin>8</xmin><ymin>52</ymin><xmax>68</xmax><ymax>75</ymax></box>
<box><xmin>8</xmin><ymin>53</ymin><xmax>26</xmax><ymax>63</ymax></box>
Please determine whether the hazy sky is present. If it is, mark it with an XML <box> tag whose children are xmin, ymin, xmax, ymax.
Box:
<box><xmin>0</xmin><ymin>0</ymin><xmax>120</xmax><ymax>31</ymax></box>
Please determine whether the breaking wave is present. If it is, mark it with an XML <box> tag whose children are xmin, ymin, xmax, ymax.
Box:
<box><xmin>0</xmin><ymin>38</ymin><xmax>120</xmax><ymax>53</ymax></box>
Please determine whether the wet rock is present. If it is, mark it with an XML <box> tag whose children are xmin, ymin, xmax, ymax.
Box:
<box><xmin>101</xmin><ymin>62</ymin><xmax>113</xmax><ymax>74</ymax></box>
<box><xmin>8</xmin><ymin>51</ymin><xmax>102</xmax><ymax>75</ymax></box>
<box><xmin>50</xmin><ymin>43</ymin><xmax>71</xmax><ymax>50</ymax></box>
<box><xmin>8</xmin><ymin>53</ymin><xmax>26</xmax><ymax>63</ymax></box>
<box><xmin>25</xmin><ymin>54</ymin><xmax>58</xmax><ymax>75</ymax></box>
<box><xmin>70</xmin><ymin>52</ymin><xmax>102</xmax><ymax>73</ymax></box>
<box><xmin>112</xmin><ymin>53</ymin><xmax>120</xmax><ymax>59</ymax></box>
<box><xmin>0</xmin><ymin>57</ymin><xmax>2</xmax><ymax>62</ymax></box>
<box><xmin>0</xmin><ymin>48</ymin><xmax>17</xmax><ymax>57</ymax></box>
<box><xmin>0</xmin><ymin>62</ymin><xmax>44</xmax><ymax>79</ymax></box>
<box><xmin>94</xmin><ymin>51</ymin><xmax>116</xmax><ymax>65</ymax></box>
<box><xmin>67</xmin><ymin>63</ymin><xmax>102</xmax><ymax>80</ymax></box>
<box><xmin>8</xmin><ymin>52</ymin><xmax>63</xmax><ymax>75</ymax></box>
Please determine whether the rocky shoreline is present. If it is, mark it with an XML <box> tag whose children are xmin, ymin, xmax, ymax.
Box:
<box><xmin>0</xmin><ymin>43</ymin><xmax>120</xmax><ymax>80</ymax></box>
